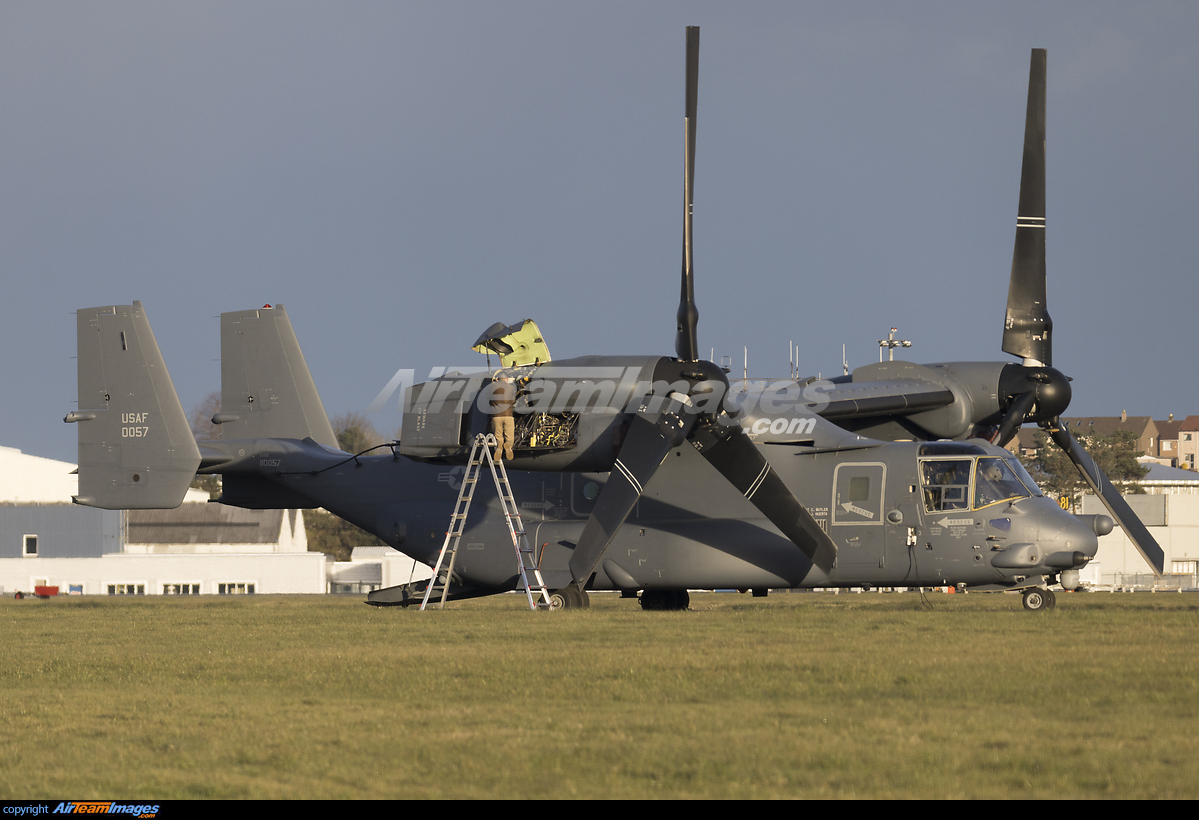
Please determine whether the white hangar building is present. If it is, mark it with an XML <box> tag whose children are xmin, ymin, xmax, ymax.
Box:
<box><xmin>0</xmin><ymin>445</ymin><xmax>427</xmax><ymax>596</ymax></box>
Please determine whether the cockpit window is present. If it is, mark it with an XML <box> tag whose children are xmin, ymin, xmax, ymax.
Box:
<box><xmin>1004</xmin><ymin>457</ymin><xmax>1043</xmax><ymax>498</ymax></box>
<box><xmin>920</xmin><ymin>459</ymin><xmax>972</xmax><ymax>512</ymax></box>
<box><xmin>973</xmin><ymin>457</ymin><xmax>1032</xmax><ymax>509</ymax></box>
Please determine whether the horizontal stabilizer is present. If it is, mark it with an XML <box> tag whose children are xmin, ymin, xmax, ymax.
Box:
<box><xmin>68</xmin><ymin>303</ymin><xmax>201</xmax><ymax>509</ymax></box>
<box><xmin>217</xmin><ymin>305</ymin><xmax>338</xmax><ymax>448</ymax></box>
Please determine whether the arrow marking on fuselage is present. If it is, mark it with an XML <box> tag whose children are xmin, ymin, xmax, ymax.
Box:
<box><xmin>840</xmin><ymin>502</ymin><xmax>875</xmax><ymax>519</ymax></box>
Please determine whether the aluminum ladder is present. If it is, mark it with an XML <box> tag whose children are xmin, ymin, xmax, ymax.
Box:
<box><xmin>421</xmin><ymin>433</ymin><xmax>552</xmax><ymax>611</ymax></box>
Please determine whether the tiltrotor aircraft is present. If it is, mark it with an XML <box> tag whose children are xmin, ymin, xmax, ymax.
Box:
<box><xmin>65</xmin><ymin>29</ymin><xmax>1163</xmax><ymax>612</ymax></box>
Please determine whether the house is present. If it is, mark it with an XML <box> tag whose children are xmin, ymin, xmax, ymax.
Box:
<box><xmin>1010</xmin><ymin>413</ymin><xmax>1160</xmax><ymax>460</ymax></box>
<box><xmin>1155</xmin><ymin>415</ymin><xmax>1185</xmax><ymax>467</ymax></box>
<box><xmin>1178</xmin><ymin>416</ymin><xmax>1199</xmax><ymax>471</ymax></box>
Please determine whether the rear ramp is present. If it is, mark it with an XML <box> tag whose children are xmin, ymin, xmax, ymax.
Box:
<box><xmin>216</xmin><ymin>305</ymin><xmax>338</xmax><ymax>448</ymax></box>
<box><xmin>66</xmin><ymin>302</ymin><xmax>201</xmax><ymax>509</ymax></box>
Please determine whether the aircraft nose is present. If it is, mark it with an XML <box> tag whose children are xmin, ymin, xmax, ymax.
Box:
<box><xmin>1043</xmin><ymin>514</ymin><xmax>1099</xmax><ymax>569</ymax></box>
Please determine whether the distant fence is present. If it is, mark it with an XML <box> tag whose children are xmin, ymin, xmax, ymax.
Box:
<box><xmin>1093</xmin><ymin>572</ymin><xmax>1197</xmax><ymax>592</ymax></box>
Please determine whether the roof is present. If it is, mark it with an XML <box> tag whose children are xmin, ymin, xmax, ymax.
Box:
<box><xmin>1156</xmin><ymin>419</ymin><xmax>1185</xmax><ymax>440</ymax></box>
<box><xmin>1059</xmin><ymin>416</ymin><xmax>1155</xmax><ymax>439</ymax></box>
<box><xmin>126</xmin><ymin>503</ymin><xmax>287</xmax><ymax>545</ymax></box>
<box><xmin>1141</xmin><ymin>462</ymin><xmax>1199</xmax><ymax>484</ymax></box>
<box><xmin>1179</xmin><ymin>415</ymin><xmax>1199</xmax><ymax>433</ymax></box>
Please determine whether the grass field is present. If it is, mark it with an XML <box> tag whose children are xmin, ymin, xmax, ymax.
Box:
<box><xmin>2</xmin><ymin>590</ymin><xmax>1197</xmax><ymax>799</ymax></box>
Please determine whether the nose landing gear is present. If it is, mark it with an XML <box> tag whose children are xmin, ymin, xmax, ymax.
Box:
<box><xmin>1022</xmin><ymin>587</ymin><xmax>1056</xmax><ymax>611</ymax></box>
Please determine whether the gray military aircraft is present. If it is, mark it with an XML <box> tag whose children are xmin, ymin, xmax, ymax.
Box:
<box><xmin>65</xmin><ymin>30</ymin><xmax>1156</xmax><ymax>612</ymax></box>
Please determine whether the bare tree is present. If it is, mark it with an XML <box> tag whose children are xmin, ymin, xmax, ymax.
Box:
<box><xmin>190</xmin><ymin>390</ymin><xmax>222</xmax><ymax>441</ymax></box>
<box><xmin>187</xmin><ymin>390</ymin><xmax>222</xmax><ymax>498</ymax></box>
<box><xmin>332</xmin><ymin>412</ymin><xmax>384</xmax><ymax>454</ymax></box>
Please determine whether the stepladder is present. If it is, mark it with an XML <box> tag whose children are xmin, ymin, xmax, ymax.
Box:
<box><xmin>420</xmin><ymin>433</ymin><xmax>552</xmax><ymax>610</ymax></box>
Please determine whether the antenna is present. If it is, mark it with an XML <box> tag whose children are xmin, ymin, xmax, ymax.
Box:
<box><xmin>877</xmin><ymin>327</ymin><xmax>912</xmax><ymax>362</ymax></box>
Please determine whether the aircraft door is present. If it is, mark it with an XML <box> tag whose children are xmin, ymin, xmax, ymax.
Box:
<box><xmin>883</xmin><ymin>460</ymin><xmax>924</xmax><ymax>583</ymax></box>
<box><xmin>831</xmin><ymin>462</ymin><xmax>886</xmax><ymax>573</ymax></box>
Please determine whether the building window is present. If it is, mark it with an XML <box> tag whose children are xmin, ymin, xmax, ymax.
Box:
<box><xmin>163</xmin><ymin>583</ymin><xmax>200</xmax><ymax>595</ymax></box>
<box><xmin>218</xmin><ymin>582</ymin><xmax>255</xmax><ymax>595</ymax></box>
<box><xmin>23</xmin><ymin>534</ymin><xmax>38</xmax><ymax>557</ymax></box>
<box><xmin>1172</xmin><ymin>561</ymin><xmax>1197</xmax><ymax>576</ymax></box>
<box><xmin>107</xmin><ymin>584</ymin><xmax>145</xmax><ymax>595</ymax></box>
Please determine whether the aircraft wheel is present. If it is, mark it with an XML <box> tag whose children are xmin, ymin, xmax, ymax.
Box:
<box><xmin>549</xmin><ymin>585</ymin><xmax>589</xmax><ymax>610</ymax></box>
<box><xmin>639</xmin><ymin>590</ymin><xmax>665</xmax><ymax>610</ymax></box>
<box><xmin>640</xmin><ymin>590</ymin><xmax>688</xmax><ymax>611</ymax></box>
<box><xmin>1022</xmin><ymin>588</ymin><xmax>1049</xmax><ymax>611</ymax></box>
<box><xmin>1042</xmin><ymin>589</ymin><xmax>1056</xmax><ymax>609</ymax></box>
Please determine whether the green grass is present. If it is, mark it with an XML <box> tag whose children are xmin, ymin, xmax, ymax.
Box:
<box><xmin>2</xmin><ymin>591</ymin><xmax>1197</xmax><ymax>798</ymax></box>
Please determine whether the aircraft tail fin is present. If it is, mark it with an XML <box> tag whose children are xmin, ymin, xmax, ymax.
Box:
<box><xmin>216</xmin><ymin>305</ymin><xmax>338</xmax><ymax>448</ymax></box>
<box><xmin>66</xmin><ymin>302</ymin><xmax>202</xmax><ymax>509</ymax></box>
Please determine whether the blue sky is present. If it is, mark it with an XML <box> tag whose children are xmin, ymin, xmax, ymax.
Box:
<box><xmin>3</xmin><ymin>1</ymin><xmax>1196</xmax><ymax>462</ymax></box>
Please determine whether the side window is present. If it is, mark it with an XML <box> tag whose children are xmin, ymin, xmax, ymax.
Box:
<box><xmin>832</xmin><ymin>463</ymin><xmax>886</xmax><ymax>525</ymax></box>
<box><xmin>920</xmin><ymin>459</ymin><xmax>972</xmax><ymax>512</ymax></box>
<box><xmin>848</xmin><ymin>476</ymin><xmax>871</xmax><ymax>502</ymax></box>
<box><xmin>23</xmin><ymin>534</ymin><xmax>38</xmax><ymax>557</ymax></box>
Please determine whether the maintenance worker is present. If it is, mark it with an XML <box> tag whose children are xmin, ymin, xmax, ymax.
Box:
<box><xmin>491</xmin><ymin>376</ymin><xmax>516</xmax><ymax>461</ymax></box>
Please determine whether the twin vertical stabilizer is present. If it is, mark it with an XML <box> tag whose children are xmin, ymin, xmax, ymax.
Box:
<box><xmin>67</xmin><ymin>302</ymin><xmax>337</xmax><ymax>510</ymax></box>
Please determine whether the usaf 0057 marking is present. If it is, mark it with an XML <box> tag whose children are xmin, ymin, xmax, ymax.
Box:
<box><xmin>65</xmin><ymin>29</ymin><xmax>1160</xmax><ymax>612</ymax></box>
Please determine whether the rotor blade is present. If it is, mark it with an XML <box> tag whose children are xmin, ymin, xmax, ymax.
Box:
<box><xmin>992</xmin><ymin>389</ymin><xmax>1037</xmax><ymax>448</ymax></box>
<box><xmin>568</xmin><ymin>405</ymin><xmax>694</xmax><ymax>586</ymax></box>
<box><xmin>1045</xmin><ymin>420</ymin><xmax>1165</xmax><ymax>576</ymax></box>
<box><xmin>675</xmin><ymin>25</ymin><xmax>700</xmax><ymax>362</ymax></box>
<box><xmin>693</xmin><ymin>424</ymin><xmax>837</xmax><ymax>574</ymax></box>
<box><xmin>1002</xmin><ymin>48</ymin><xmax>1052</xmax><ymax>367</ymax></box>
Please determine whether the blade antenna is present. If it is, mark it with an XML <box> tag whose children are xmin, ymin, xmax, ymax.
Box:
<box><xmin>675</xmin><ymin>25</ymin><xmax>700</xmax><ymax>362</ymax></box>
<box><xmin>1002</xmin><ymin>48</ymin><xmax>1051</xmax><ymax>367</ymax></box>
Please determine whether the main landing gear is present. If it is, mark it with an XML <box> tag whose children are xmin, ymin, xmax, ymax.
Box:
<box><xmin>639</xmin><ymin>590</ymin><xmax>690</xmax><ymax>611</ymax></box>
<box><xmin>1022</xmin><ymin>587</ymin><xmax>1056</xmax><ymax>611</ymax></box>
<box><xmin>549</xmin><ymin>585</ymin><xmax>590</xmax><ymax>610</ymax></box>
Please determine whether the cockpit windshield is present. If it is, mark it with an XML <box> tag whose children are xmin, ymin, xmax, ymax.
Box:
<box><xmin>973</xmin><ymin>457</ymin><xmax>1033</xmax><ymax>509</ymax></box>
<box><xmin>920</xmin><ymin>455</ymin><xmax>1037</xmax><ymax>513</ymax></box>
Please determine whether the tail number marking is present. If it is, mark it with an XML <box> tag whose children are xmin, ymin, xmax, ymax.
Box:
<box><xmin>121</xmin><ymin>412</ymin><xmax>151</xmax><ymax>438</ymax></box>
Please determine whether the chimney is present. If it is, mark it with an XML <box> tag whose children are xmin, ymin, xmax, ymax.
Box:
<box><xmin>1121</xmin><ymin>409</ymin><xmax>1127</xmax><ymax>422</ymax></box>
<box><xmin>1170</xmin><ymin>414</ymin><xmax>1174</xmax><ymax>422</ymax></box>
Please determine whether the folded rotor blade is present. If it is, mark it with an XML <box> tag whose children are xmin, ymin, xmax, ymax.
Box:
<box><xmin>1045</xmin><ymin>420</ymin><xmax>1164</xmax><ymax>576</ymax></box>
<box><xmin>693</xmin><ymin>424</ymin><xmax>837</xmax><ymax>574</ymax></box>
<box><xmin>568</xmin><ymin>405</ymin><xmax>694</xmax><ymax>586</ymax></box>
<box><xmin>1002</xmin><ymin>48</ymin><xmax>1052</xmax><ymax>367</ymax></box>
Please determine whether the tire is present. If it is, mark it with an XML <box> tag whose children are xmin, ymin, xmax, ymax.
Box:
<box><xmin>1022</xmin><ymin>589</ymin><xmax>1047</xmax><ymax>611</ymax></box>
<box><xmin>640</xmin><ymin>589</ymin><xmax>688</xmax><ymax>611</ymax></box>
<box><xmin>549</xmin><ymin>584</ymin><xmax>589</xmax><ymax>610</ymax></box>
<box><xmin>640</xmin><ymin>590</ymin><xmax>666</xmax><ymax>611</ymax></box>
